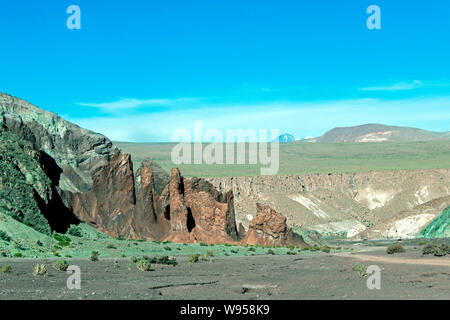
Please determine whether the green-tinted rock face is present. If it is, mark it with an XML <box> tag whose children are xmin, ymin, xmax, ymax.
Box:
<box><xmin>0</xmin><ymin>128</ymin><xmax>51</xmax><ymax>235</ymax></box>
<box><xmin>420</xmin><ymin>207</ymin><xmax>450</xmax><ymax>238</ymax></box>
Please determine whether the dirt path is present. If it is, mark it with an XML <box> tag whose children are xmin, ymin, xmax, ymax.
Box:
<box><xmin>338</xmin><ymin>252</ymin><xmax>450</xmax><ymax>267</ymax></box>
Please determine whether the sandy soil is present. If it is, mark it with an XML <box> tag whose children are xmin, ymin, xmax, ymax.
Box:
<box><xmin>0</xmin><ymin>246</ymin><xmax>449</xmax><ymax>300</ymax></box>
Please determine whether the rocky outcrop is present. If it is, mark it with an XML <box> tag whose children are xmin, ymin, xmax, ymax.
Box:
<box><xmin>162</xmin><ymin>169</ymin><xmax>238</xmax><ymax>244</ymax></box>
<box><xmin>242</xmin><ymin>203</ymin><xmax>306</xmax><ymax>247</ymax></box>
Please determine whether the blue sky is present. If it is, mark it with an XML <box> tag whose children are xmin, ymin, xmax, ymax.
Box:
<box><xmin>0</xmin><ymin>0</ymin><xmax>449</xmax><ymax>141</ymax></box>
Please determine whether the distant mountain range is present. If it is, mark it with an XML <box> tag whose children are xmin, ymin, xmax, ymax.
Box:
<box><xmin>308</xmin><ymin>124</ymin><xmax>450</xmax><ymax>143</ymax></box>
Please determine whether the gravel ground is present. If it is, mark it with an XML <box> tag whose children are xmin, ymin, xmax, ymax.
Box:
<box><xmin>0</xmin><ymin>246</ymin><xmax>449</xmax><ymax>300</ymax></box>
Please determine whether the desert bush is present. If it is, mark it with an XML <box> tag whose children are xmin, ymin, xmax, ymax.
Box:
<box><xmin>164</xmin><ymin>246</ymin><xmax>171</xmax><ymax>251</ymax></box>
<box><xmin>386</xmin><ymin>244</ymin><xmax>406</xmax><ymax>254</ymax></box>
<box><xmin>53</xmin><ymin>259</ymin><xmax>69</xmax><ymax>271</ymax></box>
<box><xmin>90</xmin><ymin>251</ymin><xmax>99</xmax><ymax>261</ymax></box>
<box><xmin>199</xmin><ymin>241</ymin><xmax>208</xmax><ymax>246</ymax></box>
<box><xmin>66</xmin><ymin>225</ymin><xmax>83</xmax><ymax>237</ymax></box>
<box><xmin>248</xmin><ymin>247</ymin><xmax>256</xmax><ymax>252</ymax></box>
<box><xmin>287</xmin><ymin>250</ymin><xmax>297</xmax><ymax>255</ymax></box>
<box><xmin>352</xmin><ymin>263</ymin><xmax>367</xmax><ymax>277</ymax></box>
<box><xmin>0</xmin><ymin>230</ymin><xmax>11</xmax><ymax>242</ymax></box>
<box><xmin>423</xmin><ymin>243</ymin><xmax>449</xmax><ymax>256</ymax></box>
<box><xmin>204</xmin><ymin>250</ymin><xmax>214</xmax><ymax>258</ymax></box>
<box><xmin>36</xmin><ymin>240</ymin><xmax>43</xmax><ymax>246</ymax></box>
<box><xmin>267</xmin><ymin>249</ymin><xmax>275</xmax><ymax>255</ymax></box>
<box><xmin>230</xmin><ymin>249</ymin><xmax>238</xmax><ymax>254</ymax></box>
<box><xmin>136</xmin><ymin>259</ymin><xmax>151</xmax><ymax>271</ymax></box>
<box><xmin>114</xmin><ymin>260</ymin><xmax>120</xmax><ymax>268</ymax></box>
<box><xmin>149</xmin><ymin>255</ymin><xmax>178</xmax><ymax>266</ymax></box>
<box><xmin>130</xmin><ymin>256</ymin><xmax>138</xmax><ymax>263</ymax></box>
<box><xmin>0</xmin><ymin>265</ymin><xmax>12</xmax><ymax>273</ymax></box>
<box><xmin>13</xmin><ymin>252</ymin><xmax>23</xmax><ymax>258</ymax></box>
<box><xmin>224</xmin><ymin>243</ymin><xmax>232</xmax><ymax>247</ymax></box>
<box><xmin>188</xmin><ymin>253</ymin><xmax>200</xmax><ymax>263</ymax></box>
<box><xmin>53</xmin><ymin>233</ymin><xmax>71</xmax><ymax>247</ymax></box>
<box><xmin>106</xmin><ymin>243</ymin><xmax>116</xmax><ymax>249</ymax></box>
<box><xmin>33</xmin><ymin>264</ymin><xmax>47</xmax><ymax>276</ymax></box>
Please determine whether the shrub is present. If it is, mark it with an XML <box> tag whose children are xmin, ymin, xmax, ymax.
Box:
<box><xmin>0</xmin><ymin>265</ymin><xmax>12</xmax><ymax>273</ymax></box>
<box><xmin>387</xmin><ymin>244</ymin><xmax>406</xmax><ymax>254</ymax></box>
<box><xmin>66</xmin><ymin>225</ymin><xmax>83</xmax><ymax>237</ymax></box>
<box><xmin>0</xmin><ymin>230</ymin><xmax>11</xmax><ymax>242</ymax></box>
<box><xmin>13</xmin><ymin>252</ymin><xmax>23</xmax><ymax>258</ymax></box>
<box><xmin>267</xmin><ymin>249</ymin><xmax>275</xmax><ymax>255</ymax></box>
<box><xmin>33</xmin><ymin>264</ymin><xmax>47</xmax><ymax>276</ymax></box>
<box><xmin>248</xmin><ymin>247</ymin><xmax>256</xmax><ymax>252</ymax></box>
<box><xmin>36</xmin><ymin>240</ymin><xmax>43</xmax><ymax>247</ymax></box>
<box><xmin>149</xmin><ymin>255</ymin><xmax>178</xmax><ymax>266</ymax></box>
<box><xmin>53</xmin><ymin>233</ymin><xmax>71</xmax><ymax>247</ymax></box>
<box><xmin>352</xmin><ymin>263</ymin><xmax>367</xmax><ymax>277</ymax></box>
<box><xmin>423</xmin><ymin>243</ymin><xmax>449</xmax><ymax>256</ymax></box>
<box><xmin>164</xmin><ymin>246</ymin><xmax>171</xmax><ymax>251</ymax></box>
<box><xmin>188</xmin><ymin>253</ymin><xmax>200</xmax><ymax>263</ymax></box>
<box><xmin>224</xmin><ymin>243</ymin><xmax>232</xmax><ymax>247</ymax></box>
<box><xmin>130</xmin><ymin>256</ymin><xmax>138</xmax><ymax>263</ymax></box>
<box><xmin>106</xmin><ymin>243</ymin><xmax>116</xmax><ymax>249</ymax></box>
<box><xmin>287</xmin><ymin>250</ymin><xmax>297</xmax><ymax>255</ymax></box>
<box><xmin>114</xmin><ymin>260</ymin><xmax>120</xmax><ymax>268</ymax></box>
<box><xmin>204</xmin><ymin>250</ymin><xmax>214</xmax><ymax>258</ymax></box>
<box><xmin>136</xmin><ymin>259</ymin><xmax>151</xmax><ymax>271</ymax></box>
<box><xmin>53</xmin><ymin>259</ymin><xmax>69</xmax><ymax>271</ymax></box>
<box><xmin>320</xmin><ymin>246</ymin><xmax>331</xmax><ymax>253</ymax></box>
<box><xmin>199</xmin><ymin>241</ymin><xmax>208</xmax><ymax>246</ymax></box>
<box><xmin>90</xmin><ymin>251</ymin><xmax>99</xmax><ymax>261</ymax></box>
<box><xmin>230</xmin><ymin>249</ymin><xmax>238</xmax><ymax>254</ymax></box>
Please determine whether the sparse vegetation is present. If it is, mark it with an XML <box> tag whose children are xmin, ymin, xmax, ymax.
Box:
<box><xmin>188</xmin><ymin>253</ymin><xmax>200</xmax><ymax>263</ymax></box>
<box><xmin>267</xmin><ymin>249</ymin><xmax>275</xmax><ymax>255</ymax></box>
<box><xmin>0</xmin><ymin>265</ymin><xmax>12</xmax><ymax>273</ymax></box>
<box><xmin>387</xmin><ymin>244</ymin><xmax>406</xmax><ymax>254</ymax></box>
<box><xmin>90</xmin><ymin>250</ymin><xmax>100</xmax><ymax>261</ymax></box>
<box><xmin>199</xmin><ymin>241</ymin><xmax>208</xmax><ymax>246</ymax></box>
<box><xmin>66</xmin><ymin>225</ymin><xmax>83</xmax><ymax>237</ymax></box>
<box><xmin>53</xmin><ymin>233</ymin><xmax>71</xmax><ymax>247</ymax></box>
<box><xmin>352</xmin><ymin>263</ymin><xmax>367</xmax><ymax>277</ymax></box>
<box><xmin>204</xmin><ymin>250</ymin><xmax>214</xmax><ymax>258</ymax></box>
<box><xmin>422</xmin><ymin>243</ymin><xmax>449</xmax><ymax>256</ymax></box>
<box><xmin>136</xmin><ymin>259</ymin><xmax>151</xmax><ymax>271</ymax></box>
<box><xmin>130</xmin><ymin>256</ymin><xmax>138</xmax><ymax>263</ymax></box>
<box><xmin>0</xmin><ymin>230</ymin><xmax>11</xmax><ymax>242</ymax></box>
<box><xmin>33</xmin><ymin>264</ymin><xmax>48</xmax><ymax>276</ymax></box>
<box><xmin>53</xmin><ymin>259</ymin><xmax>69</xmax><ymax>271</ymax></box>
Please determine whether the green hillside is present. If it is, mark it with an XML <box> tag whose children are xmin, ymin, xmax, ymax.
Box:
<box><xmin>420</xmin><ymin>207</ymin><xmax>450</xmax><ymax>239</ymax></box>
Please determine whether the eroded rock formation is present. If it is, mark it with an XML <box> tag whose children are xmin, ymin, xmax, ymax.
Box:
<box><xmin>242</xmin><ymin>203</ymin><xmax>306</xmax><ymax>247</ymax></box>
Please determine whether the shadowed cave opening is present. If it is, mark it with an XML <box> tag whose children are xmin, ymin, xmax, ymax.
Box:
<box><xmin>186</xmin><ymin>208</ymin><xmax>195</xmax><ymax>232</ymax></box>
<box><xmin>164</xmin><ymin>205</ymin><xmax>170</xmax><ymax>220</ymax></box>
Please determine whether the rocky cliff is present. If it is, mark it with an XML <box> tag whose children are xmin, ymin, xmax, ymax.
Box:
<box><xmin>1</xmin><ymin>93</ymin><xmax>270</xmax><ymax>245</ymax></box>
<box><xmin>208</xmin><ymin>169</ymin><xmax>450</xmax><ymax>239</ymax></box>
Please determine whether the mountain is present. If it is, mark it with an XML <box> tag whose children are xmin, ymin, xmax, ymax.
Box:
<box><xmin>273</xmin><ymin>133</ymin><xmax>296</xmax><ymax>143</ymax></box>
<box><xmin>309</xmin><ymin>124</ymin><xmax>450</xmax><ymax>143</ymax></box>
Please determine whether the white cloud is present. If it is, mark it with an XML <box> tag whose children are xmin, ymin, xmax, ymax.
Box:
<box><xmin>359</xmin><ymin>80</ymin><xmax>424</xmax><ymax>91</ymax></box>
<box><xmin>68</xmin><ymin>96</ymin><xmax>450</xmax><ymax>142</ymax></box>
<box><xmin>78</xmin><ymin>97</ymin><xmax>199</xmax><ymax>112</ymax></box>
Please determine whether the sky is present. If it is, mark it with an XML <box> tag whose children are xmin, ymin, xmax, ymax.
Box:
<box><xmin>0</xmin><ymin>0</ymin><xmax>449</xmax><ymax>142</ymax></box>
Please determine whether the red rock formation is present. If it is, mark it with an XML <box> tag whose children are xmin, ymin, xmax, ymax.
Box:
<box><xmin>242</xmin><ymin>203</ymin><xmax>307</xmax><ymax>247</ymax></box>
<box><xmin>162</xmin><ymin>169</ymin><xmax>238</xmax><ymax>244</ymax></box>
